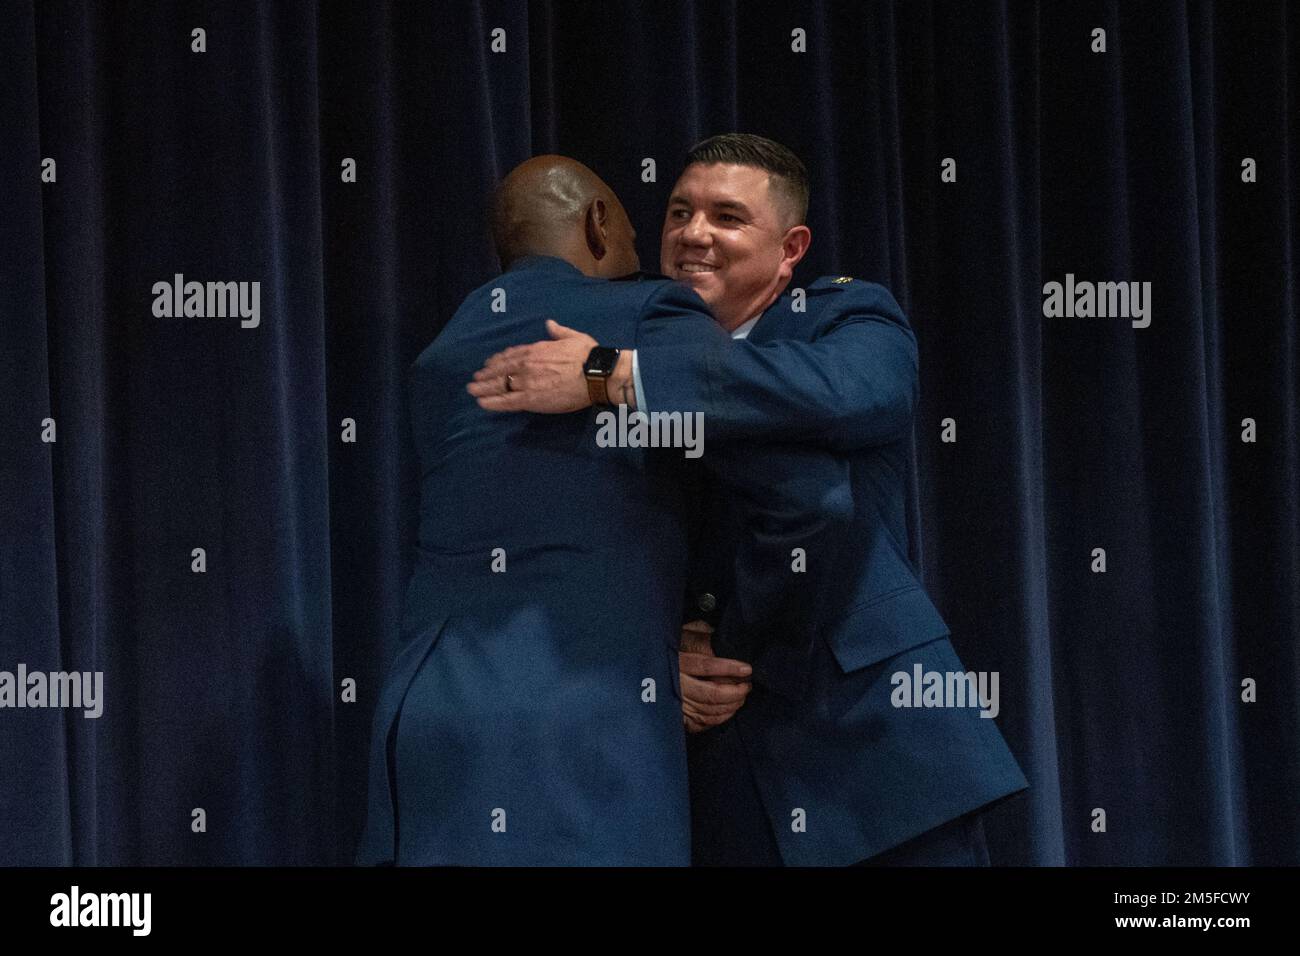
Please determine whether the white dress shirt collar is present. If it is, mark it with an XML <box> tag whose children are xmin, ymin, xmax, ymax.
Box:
<box><xmin>731</xmin><ymin>315</ymin><xmax>761</xmax><ymax>339</ymax></box>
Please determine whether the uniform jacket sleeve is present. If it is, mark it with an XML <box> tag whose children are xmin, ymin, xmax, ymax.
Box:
<box><xmin>636</xmin><ymin>279</ymin><xmax>918</xmax><ymax>453</ymax></box>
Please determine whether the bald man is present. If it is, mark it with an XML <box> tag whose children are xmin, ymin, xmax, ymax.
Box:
<box><xmin>355</xmin><ymin>157</ymin><xmax>850</xmax><ymax>865</ymax></box>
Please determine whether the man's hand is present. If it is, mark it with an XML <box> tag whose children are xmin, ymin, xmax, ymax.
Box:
<box><xmin>467</xmin><ymin>319</ymin><xmax>596</xmax><ymax>412</ymax></box>
<box><xmin>679</xmin><ymin>619</ymin><xmax>715</xmax><ymax>655</ymax></box>
<box><xmin>678</xmin><ymin>620</ymin><xmax>752</xmax><ymax>733</ymax></box>
<box><xmin>466</xmin><ymin>320</ymin><xmax>636</xmax><ymax>412</ymax></box>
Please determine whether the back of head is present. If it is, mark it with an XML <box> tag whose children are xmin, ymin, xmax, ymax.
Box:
<box><xmin>491</xmin><ymin>155</ymin><xmax>639</xmax><ymax>277</ymax></box>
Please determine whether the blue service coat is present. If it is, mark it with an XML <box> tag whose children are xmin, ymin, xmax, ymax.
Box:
<box><xmin>638</xmin><ymin>276</ymin><xmax>1030</xmax><ymax>866</ymax></box>
<box><xmin>355</xmin><ymin>256</ymin><xmax>849</xmax><ymax>865</ymax></box>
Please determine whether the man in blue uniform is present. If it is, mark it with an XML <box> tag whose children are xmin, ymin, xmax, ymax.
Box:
<box><xmin>471</xmin><ymin>134</ymin><xmax>1029</xmax><ymax>865</ymax></box>
<box><xmin>357</xmin><ymin>155</ymin><xmax>849</xmax><ymax>865</ymax></box>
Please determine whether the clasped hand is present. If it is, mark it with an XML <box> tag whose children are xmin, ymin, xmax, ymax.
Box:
<box><xmin>679</xmin><ymin>620</ymin><xmax>752</xmax><ymax>734</ymax></box>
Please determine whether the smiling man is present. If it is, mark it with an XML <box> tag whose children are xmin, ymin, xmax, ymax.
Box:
<box><xmin>663</xmin><ymin>155</ymin><xmax>810</xmax><ymax>331</ymax></box>
<box><xmin>470</xmin><ymin>134</ymin><xmax>1028</xmax><ymax>865</ymax></box>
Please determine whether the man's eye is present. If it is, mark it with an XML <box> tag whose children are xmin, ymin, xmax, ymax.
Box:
<box><xmin>719</xmin><ymin>214</ymin><xmax>739</xmax><ymax>223</ymax></box>
<box><xmin>671</xmin><ymin>209</ymin><xmax>689</xmax><ymax>220</ymax></box>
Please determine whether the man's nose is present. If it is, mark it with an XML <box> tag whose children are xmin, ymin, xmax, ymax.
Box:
<box><xmin>681</xmin><ymin>212</ymin><xmax>711</xmax><ymax>245</ymax></box>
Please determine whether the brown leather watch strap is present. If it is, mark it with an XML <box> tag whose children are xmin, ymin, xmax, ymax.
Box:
<box><xmin>586</xmin><ymin>373</ymin><xmax>610</xmax><ymax>407</ymax></box>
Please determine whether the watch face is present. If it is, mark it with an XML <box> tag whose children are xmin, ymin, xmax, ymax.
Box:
<box><xmin>584</xmin><ymin>347</ymin><xmax>620</xmax><ymax>377</ymax></box>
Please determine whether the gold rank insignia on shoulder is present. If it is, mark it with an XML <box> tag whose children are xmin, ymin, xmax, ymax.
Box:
<box><xmin>831</xmin><ymin>276</ymin><xmax>854</xmax><ymax>284</ymax></box>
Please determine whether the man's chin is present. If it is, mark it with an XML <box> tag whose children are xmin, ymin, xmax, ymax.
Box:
<box><xmin>674</xmin><ymin>270</ymin><xmax>720</xmax><ymax>301</ymax></box>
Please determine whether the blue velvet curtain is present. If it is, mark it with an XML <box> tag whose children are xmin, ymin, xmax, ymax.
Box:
<box><xmin>2</xmin><ymin>0</ymin><xmax>1295</xmax><ymax>865</ymax></box>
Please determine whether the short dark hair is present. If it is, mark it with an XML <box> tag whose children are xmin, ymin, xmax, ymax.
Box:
<box><xmin>684</xmin><ymin>133</ymin><xmax>810</xmax><ymax>228</ymax></box>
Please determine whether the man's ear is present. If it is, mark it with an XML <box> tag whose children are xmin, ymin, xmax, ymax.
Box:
<box><xmin>780</xmin><ymin>225</ymin><xmax>812</xmax><ymax>272</ymax></box>
<box><xmin>584</xmin><ymin>197</ymin><xmax>609</xmax><ymax>261</ymax></box>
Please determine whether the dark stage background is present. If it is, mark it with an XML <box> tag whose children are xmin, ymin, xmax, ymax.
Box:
<box><xmin>2</xmin><ymin>1</ymin><xmax>1296</xmax><ymax>866</ymax></box>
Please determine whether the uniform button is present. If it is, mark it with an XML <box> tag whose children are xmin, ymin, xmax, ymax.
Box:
<box><xmin>698</xmin><ymin>592</ymin><xmax>717</xmax><ymax>613</ymax></box>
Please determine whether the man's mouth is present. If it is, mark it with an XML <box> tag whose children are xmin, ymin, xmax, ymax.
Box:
<box><xmin>678</xmin><ymin>262</ymin><xmax>719</xmax><ymax>275</ymax></box>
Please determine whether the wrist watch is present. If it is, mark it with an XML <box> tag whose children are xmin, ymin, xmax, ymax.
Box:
<box><xmin>582</xmin><ymin>346</ymin><xmax>621</xmax><ymax>407</ymax></box>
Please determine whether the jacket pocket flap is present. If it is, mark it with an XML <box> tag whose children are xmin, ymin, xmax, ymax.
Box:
<box><xmin>821</xmin><ymin>585</ymin><xmax>950</xmax><ymax>674</ymax></box>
